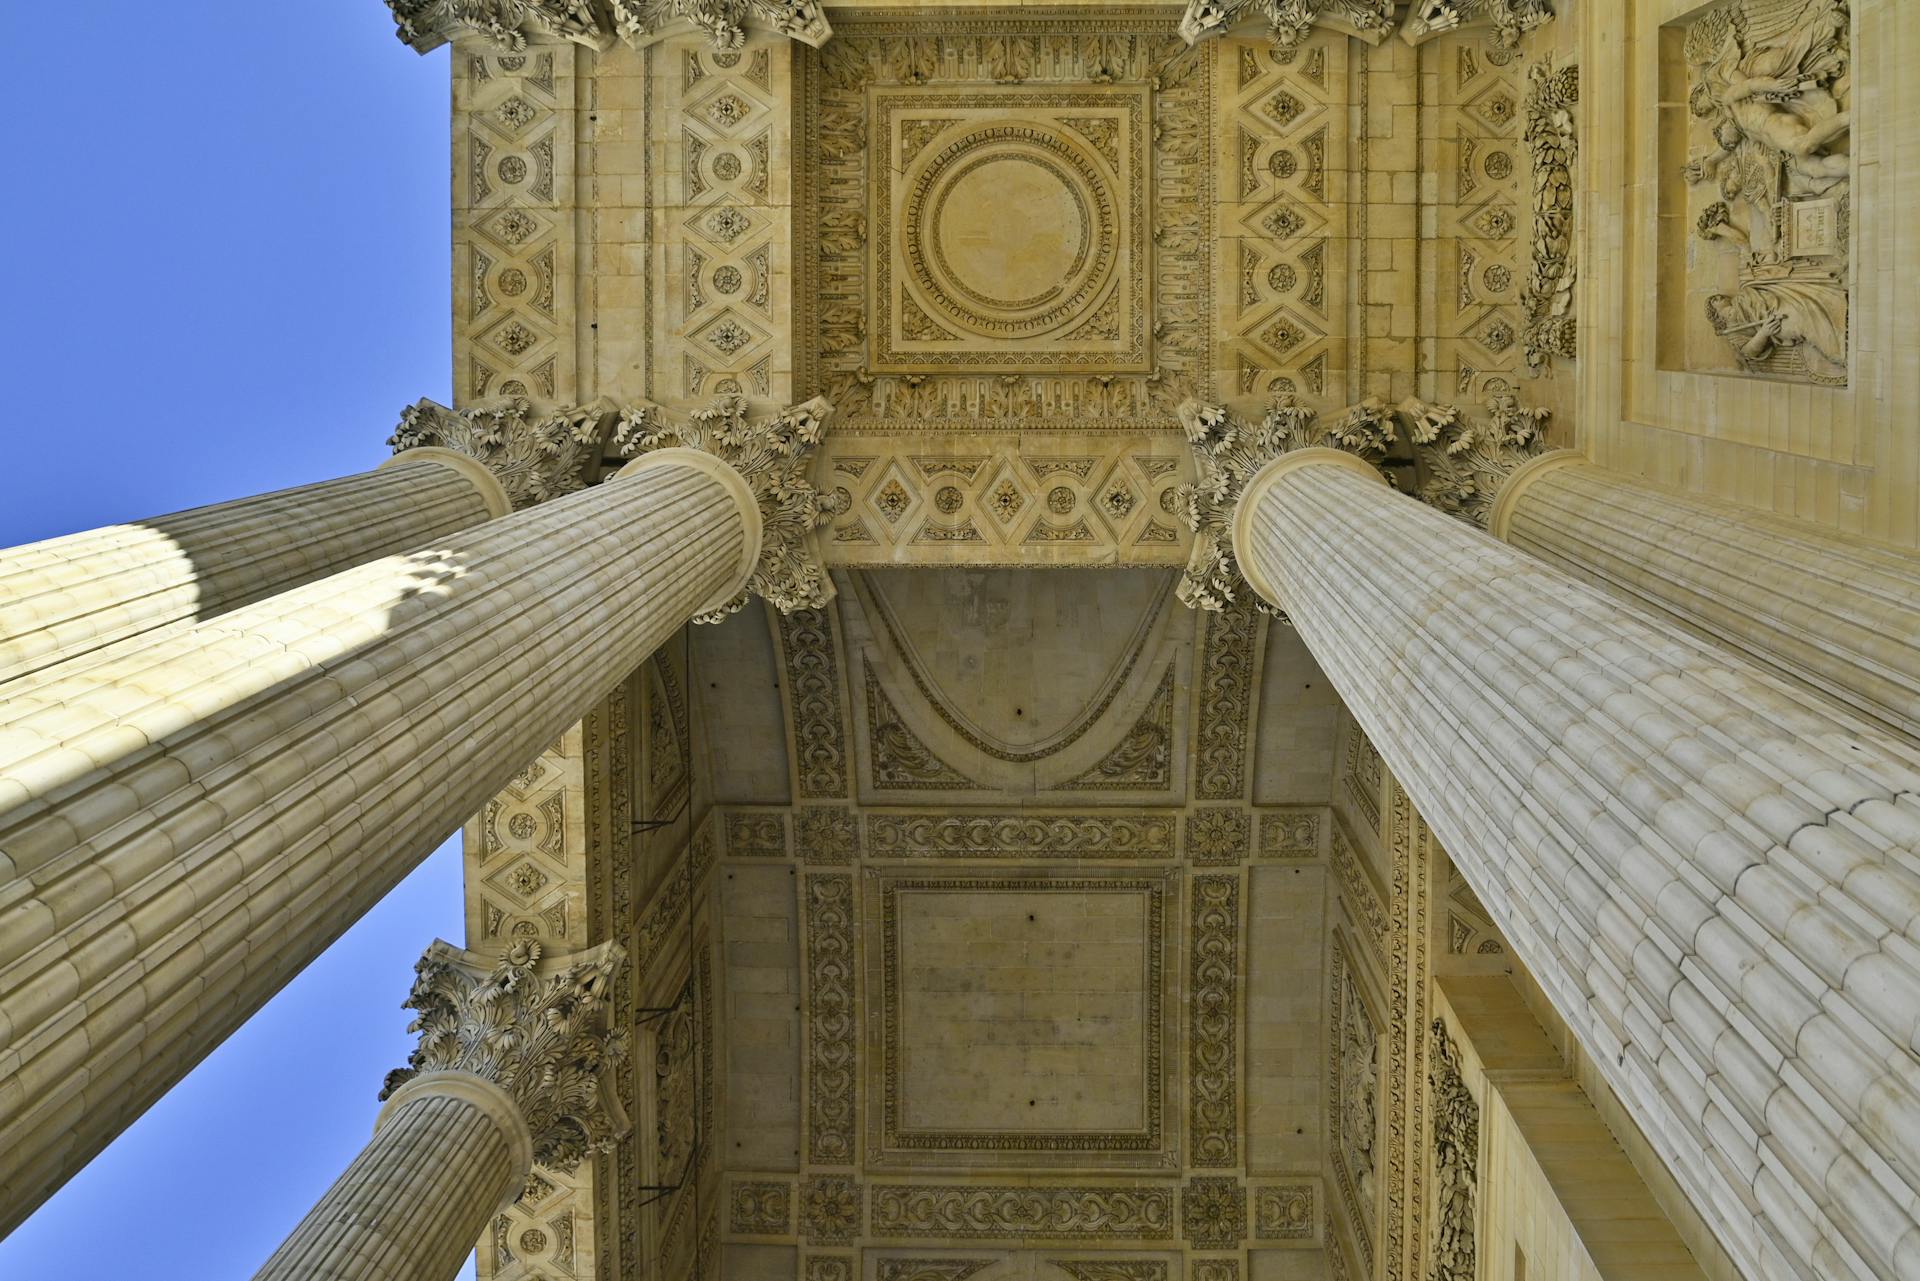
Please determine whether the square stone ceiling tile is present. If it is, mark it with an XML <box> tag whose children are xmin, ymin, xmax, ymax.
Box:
<box><xmin>869</xmin><ymin>84</ymin><xmax>1153</xmax><ymax>375</ymax></box>
<box><xmin>863</xmin><ymin>868</ymin><xmax>1179</xmax><ymax>1170</ymax></box>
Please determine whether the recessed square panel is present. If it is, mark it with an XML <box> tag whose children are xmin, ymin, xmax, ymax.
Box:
<box><xmin>865</xmin><ymin>869</ymin><xmax>1178</xmax><ymax>1169</ymax></box>
<box><xmin>870</xmin><ymin>85</ymin><xmax>1153</xmax><ymax>374</ymax></box>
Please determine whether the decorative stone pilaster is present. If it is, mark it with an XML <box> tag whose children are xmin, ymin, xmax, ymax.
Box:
<box><xmin>253</xmin><ymin>941</ymin><xmax>627</xmax><ymax>1281</ymax></box>
<box><xmin>389</xmin><ymin>396</ymin><xmax>616</xmax><ymax>511</ymax></box>
<box><xmin>614</xmin><ymin>393</ymin><xmax>845</xmax><ymax>621</ymax></box>
<box><xmin>1398</xmin><ymin>0</ymin><xmax>1556</xmax><ymax>48</ymax></box>
<box><xmin>385</xmin><ymin>0</ymin><xmax>831</xmax><ymax>53</ymax></box>
<box><xmin>1178</xmin><ymin>0</ymin><xmax>1397</xmax><ymax>48</ymax></box>
<box><xmin>1521</xmin><ymin>57</ymin><xmax>1579</xmax><ymax>373</ymax></box>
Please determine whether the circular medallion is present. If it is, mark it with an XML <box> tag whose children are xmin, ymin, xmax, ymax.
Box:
<box><xmin>902</xmin><ymin>124</ymin><xmax>1117</xmax><ymax>341</ymax></box>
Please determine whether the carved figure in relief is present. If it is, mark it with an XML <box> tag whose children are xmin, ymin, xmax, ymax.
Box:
<box><xmin>1682</xmin><ymin>0</ymin><xmax>1851</xmax><ymax>383</ymax></box>
<box><xmin>1685</xmin><ymin>0</ymin><xmax>1850</xmax><ymax>181</ymax></box>
<box><xmin>1705</xmin><ymin>278</ymin><xmax>1848</xmax><ymax>380</ymax></box>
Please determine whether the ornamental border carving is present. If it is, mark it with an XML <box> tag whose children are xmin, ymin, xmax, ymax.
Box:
<box><xmin>864</xmin><ymin>811</ymin><xmax>1178</xmax><ymax>860</ymax></box>
<box><xmin>1188</xmin><ymin>873</ymin><xmax>1241</xmax><ymax>1167</ymax></box>
<box><xmin>804</xmin><ymin>873</ymin><xmax>860</xmax><ymax>1165</ymax></box>
<box><xmin>867</xmin><ymin>1184</ymin><xmax>1178</xmax><ymax>1241</ymax></box>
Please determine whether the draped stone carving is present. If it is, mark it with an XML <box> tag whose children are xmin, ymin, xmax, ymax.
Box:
<box><xmin>1427</xmin><ymin>1020</ymin><xmax>1477</xmax><ymax>1281</ymax></box>
<box><xmin>1521</xmin><ymin>57</ymin><xmax>1578</xmax><ymax>372</ymax></box>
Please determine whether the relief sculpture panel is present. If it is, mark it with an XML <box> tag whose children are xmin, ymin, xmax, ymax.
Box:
<box><xmin>1666</xmin><ymin>0</ymin><xmax>1851</xmax><ymax>384</ymax></box>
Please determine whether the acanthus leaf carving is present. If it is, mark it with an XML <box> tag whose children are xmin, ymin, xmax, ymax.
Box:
<box><xmin>1180</xmin><ymin>0</ymin><xmax>1396</xmax><ymax>49</ymax></box>
<box><xmin>381</xmin><ymin>938</ymin><xmax>630</xmax><ymax>1173</ymax></box>
<box><xmin>1410</xmin><ymin>390</ymin><xmax>1551</xmax><ymax>530</ymax></box>
<box><xmin>1399</xmin><ymin>0</ymin><xmax>1555</xmax><ymax>49</ymax></box>
<box><xmin>611</xmin><ymin>0</ymin><xmax>831</xmax><ymax>50</ymax></box>
<box><xmin>615</xmin><ymin>394</ymin><xmax>847</xmax><ymax>621</ymax></box>
<box><xmin>390</xmin><ymin>396</ymin><xmax>613</xmax><ymax>510</ymax></box>
<box><xmin>387</xmin><ymin>0</ymin><xmax>611</xmax><ymax>53</ymax></box>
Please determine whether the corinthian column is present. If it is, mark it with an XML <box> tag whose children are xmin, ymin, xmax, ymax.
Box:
<box><xmin>0</xmin><ymin>395</ymin><xmax>835</xmax><ymax>1232</ymax></box>
<box><xmin>1487</xmin><ymin>455</ymin><xmax>1920</xmax><ymax>744</ymax></box>
<box><xmin>254</xmin><ymin>941</ymin><xmax>627</xmax><ymax>1281</ymax></box>
<box><xmin>0</xmin><ymin>397</ymin><xmax>611</xmax><ymax>687</ymax></box>
<box><xmin>1180</xmin><ymin>402</ymin><xmax>1920</xmax><ymax>1281</ymax></box>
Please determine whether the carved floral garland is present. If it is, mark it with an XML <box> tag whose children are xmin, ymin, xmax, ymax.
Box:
<box><xmin>386</xmin><ymin>0</ymin><xmax>831</xmax><ymax>51</ymax></box>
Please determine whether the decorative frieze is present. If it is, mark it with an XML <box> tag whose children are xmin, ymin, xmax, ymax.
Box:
<box><xmin>1194</xmin><ymin>598</ymin><xmax>1259</xmax><ymax>799</ymax></box>
<box><xmin>1257</xmin><ymin>808</ymin><xmax>1320</xmax><ymax>858</ymax></box>
<box><xmin>727</xmin><ymin>1178</ymin><xmax>793</xmax><ymax>1234</ymax></box>
<box><xmin>1399</xmin><ymin>0</ymin><xmax>1555</xmax><ymax>48</ymax></box>
<box><xmin>1428</xmin><ymin>1020</ymin><xmax>1478</xmax><ymax>1281</ymax></box>
<box><xmin>869</xmin><ymin>1185</ymin><xmax>1177</xmax><ymax>1241</ymax></box>
<box><xmin>804</xmin><ymin>874</ymin><xmax>859</xmax><ymax>1165</ymax></box>
<box><xmin>1188</xmin><ymin>875</ymin><xmax>1241</xmax><ymax>1167</ymax></box>
<box><xmin>779</xmin><ymin>607</ymin><xmax>853</xmax><ymax>798</ymax></box>
<box><xmin>864</xmin><ymin>812</ymin><xmax>1178</xmax><ymax>860</ymax></box>
<box><xmin>1253</xmin><ymin>1181</ymin><xmax>1317</xmax><ymax>1241</ymax></box>
<box><xmin>387</xmin><ymin>0</ymin><xmax>830</xmax><ymax>52</ymax></box>
<box><xmin>1179</xmin><ymin>0</ymin><xmax>1396</xmax><ymax>49</ymax></box>
<box><xmin>612</xmin><ymin>0</ymin><xmax>830</xmax><ymax>49</ymax></box>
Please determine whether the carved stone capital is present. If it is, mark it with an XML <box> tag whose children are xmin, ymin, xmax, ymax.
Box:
<box><xmin>388</xmin><ymin>396</ymin><xmax>616</xmax><ymax>511</ymax></box>
<box><xmin>1179</xmin><ymin>0</ymin><xmax>1397</xmax><ymax>49</ymax></box>
<box><xmin>1175</xmin><ymin>395</ymin><xmax>1373</xmax><ymax>614</ymax></box>
<box><xmin>1411</xmin><ymin>391</ymin><xmax>1553</xmax><ymax>532</ymax></box>
<box><xmin>384</xmin><ymin>0</ymin><xmax>613</xmax><ymax>53</ymax></box>
<box><xmin>610</xmin><ymin>0</ymin><xmax>831</xmax><ymax>49</ymax></box>
<box><xmin>381</xmin><ymin>939</ymin><xmax>631</xmax><ymax>1174</ymax></box>
<box><xmin>1399</xmin><ymin>0</ymin><xmax>1555</xmax><ymax>48</ymax></box>
<box><xmin>613</xmin><ymin>395</ymin><xmax>846</xmax><ymax>622</ymax></box>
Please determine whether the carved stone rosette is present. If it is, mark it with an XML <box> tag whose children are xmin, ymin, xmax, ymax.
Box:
<box><xmin>382</xmin><ymin>939</ymin><xmax>632</xmax><ymax>1173</ymax></box>
<box><xmin>615</xmin><ymin>394</ymin><xmax>846</xmax><ymax>621</ymax></box>
<box><xmin>1179</xmin><ymin>0</ymin><xmax>1397</xmax><ymax>48</ymax></box>
<box><xmin>389</xmin><ymin>396</ymin><xmax>614</xmax><ymax>510</ymax></box>
<box><xmin>386</xmin><ymin>0</ymin><xmax>830</xmax><ymax>52</ymax></box>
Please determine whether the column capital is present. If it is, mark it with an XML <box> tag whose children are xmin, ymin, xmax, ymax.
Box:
<box><xmin>1174</xmin><ymin>396</ymin><xmax>1389</xmax><ymax>615</ymax></box>
<box><xmin>1179</xmin><ymin>0</ymin><xmax>1397</xmax><ymax>49</ymax></box>
<box><xmin>384</xmin><ymin>0</ymin><xmax>614</xmax><ymax>54</ymax></box>
<box><xmin>384</xmin><ymin>0</ymin><xmax>831</xmax><ymax>54</ymax></box>
<box><xmin>611</xmin><ymin>0</ymin><xmax>831</xmax><ymax>50</ymax></box>
<box><xmin>380</xmin><ymin>939</ymin><xmax>631</xmax><ymax>1176</ymax></box>
<box><xmin>613</xmin><ymin>394</ymin><xmax>846</xmax><ymax>622</ymax></box>
<box><xmin>1408</xmin><ymin>390</ymin><xmax>1560</xmax><ymax>533</ymax></box>
<box><xmin>387</xmin><ymin>396</ymin><xmax>615</xmax><ymax>511</ymax></box>
<box><xmin>1398</xmin><ymin>0</ymin><xmax>1556</xmax><ymax>48</ymax></box>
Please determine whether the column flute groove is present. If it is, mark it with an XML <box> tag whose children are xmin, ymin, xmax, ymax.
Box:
<box><xmin>0</xmin><ymin>457</ymin><xmax>751</xmax><ymax>1233</ymax></box>
<box><xmin>1227</xmin><ymin>454</ymin><xmax>1920</xmax><ymax>1281</ymax></box>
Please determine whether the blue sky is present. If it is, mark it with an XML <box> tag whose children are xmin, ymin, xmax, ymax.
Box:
<box><xmin>0</xmin><ymin>5</ymin><xmax>477</xmax><ymax>1276</ymax></box>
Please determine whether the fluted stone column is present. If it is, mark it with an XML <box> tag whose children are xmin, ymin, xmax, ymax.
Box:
<box><xmin>255</xmin><ymin>941</ymin><xmax>625</xmax><ymax>1281</ymax></box>
<box><xmin>1215</xmin><ymin>445</ymin><xmax>1920</xmax><ymax>1281</ymax></box>
<box><xmin>0</xmin><ymin>396</ymin><xmax>621</xmax><ymax>688</ymax></box>
<box><xmin>1490</xmin><ymin>453</ymin><xmax>1920</xmax><ymax>744</ymax></box>
<box><xmin>0</xmin><ymin>391</ymin><xmax>837</xmax><ymax>1231</ymax></box>
<box><xmin>0</xmin><ymin>451</ymin><xmax>506</xmax><ymax>687</ymax></box>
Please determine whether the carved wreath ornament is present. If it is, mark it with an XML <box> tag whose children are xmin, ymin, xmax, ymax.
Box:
<box><xmin>614</xmin><ymin>394</ymin><xmax>848</xmax><ymax>623</ymax></box>
<box><xmin>382</xmin><ymin>939</ymin><xmax>630</xmax><ymax>1173</ymax></box>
